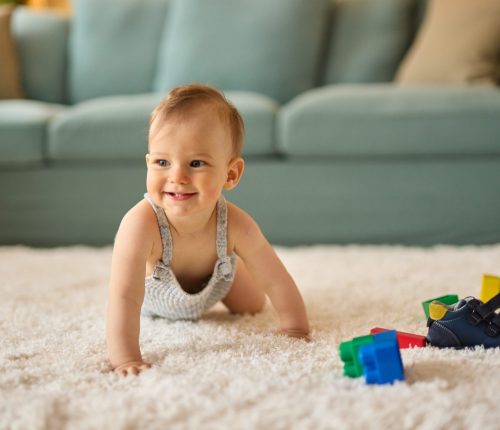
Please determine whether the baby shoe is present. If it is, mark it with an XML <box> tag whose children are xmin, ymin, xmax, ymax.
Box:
<box><xmin>426</xmin><ymin>293</ymin><xmax>500</xmax><ymax>349</ymax></box>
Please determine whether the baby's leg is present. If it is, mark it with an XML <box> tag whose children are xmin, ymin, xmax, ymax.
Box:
<box><xmin>222</xmin><ymin>255</ymin><xmax>266</xmax><ymax>315</ymax></box>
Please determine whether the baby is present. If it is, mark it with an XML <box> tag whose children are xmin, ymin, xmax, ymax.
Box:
<box><xmin>106</xmin><ymin>84</ymin><xmax>310</xmax><ymax>376</ymax></box>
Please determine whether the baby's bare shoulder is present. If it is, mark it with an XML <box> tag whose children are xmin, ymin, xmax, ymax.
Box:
<box><xmin>227</xmin><ymin>201</ymin><xmax>253</xmax><ymax>229</ymax></box>
<box><xmin>121</xmin><ymin>199</ymin><xmax>156</xmax><ymax>228</ymax></box>
<box><xmin>226</xmin><ymin>201</ymin><xmax>265</xmax><ymax>247</ymax></box>
<box><xmin>116</xmin><ymin>200</ymin><xmax>158</xmax><ymax>248</ymax></box>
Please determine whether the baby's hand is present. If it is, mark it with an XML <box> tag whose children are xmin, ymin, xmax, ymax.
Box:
<box><xmin>275</xmin><ymin>328</ymin><xmax>311</xmax><ymax>342</ymax></box>
<box><xmin>113</xmin><ymin>360</ymin><xmax>151</xmax><ymax>376</ymax></box>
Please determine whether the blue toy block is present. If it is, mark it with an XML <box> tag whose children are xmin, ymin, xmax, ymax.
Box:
<box><xmin>358</xmin><ymin>330</ymin><xmax>405</xmax><ymax>385</ymax></box>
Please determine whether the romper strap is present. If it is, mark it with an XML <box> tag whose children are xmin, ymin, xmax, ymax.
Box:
<box><xmin>216</xmin><ymin>194</ymin><xmax>229</xmax><ymax>259</ymax></box>
<box><xmin>143</xmin><ymin>193</ymin><xmax>172</xmax><ymax>265</ymax></box>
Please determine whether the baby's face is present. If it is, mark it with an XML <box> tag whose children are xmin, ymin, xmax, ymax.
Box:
<box><xmin>146</xmin><ymin>107</ymin><xmax>235</xmax><ymax>219</ymax></box>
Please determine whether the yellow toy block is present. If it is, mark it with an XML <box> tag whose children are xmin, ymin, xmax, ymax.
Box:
<box><xmin>429</xmin><ymin>302</ymin><xmax>449</xmax><ymax>320</ymax></box>
<box><xmin>480</xmin><ymin>274</ymin><xmax>500</xmax><ymax>303</ymax></box>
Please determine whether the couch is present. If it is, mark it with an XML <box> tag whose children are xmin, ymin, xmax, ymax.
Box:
<box><xmin>1</xmin><ymin>0</ymin><xmax>499</xmax><ymax>246</ymax></box>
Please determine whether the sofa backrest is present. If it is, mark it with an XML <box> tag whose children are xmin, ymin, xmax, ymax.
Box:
<box><xmin>68</xmin><ymin>0</ymin><xmax>170</xmax><ymax>104</ymax></box>
<box><xmin>320</xmin><ymin>0</ymin><xmax>423</xmax><ymax>85</ymax></box>
<box><xmin>12</xmin><ymin>0</ymin><xmax>426</xmax><ymax>106</ymax></box>
<box><xmin>153</xmin><ymin>0</ymin><xmax>330</xmax><ymax>104</ymax></box>
<box><xmin>12</xmin><ymin>7</ymin><xmax>69</xmax><ymax>104</ymax></box>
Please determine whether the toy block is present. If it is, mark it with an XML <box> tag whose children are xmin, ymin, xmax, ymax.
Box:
<box><xmin>339</xmin><ymin>334</ymin><xmax>373</xmax><ymax>378</ymax></box>
<box><xmin>370</xmin><ymin>327</ymin><xmax>427</xmax><ymax>348</ymax></box>
<box><xmin>480</xmin><ymin>274</ymin><xmax>500</xmax><ymax>303</ymax></box>
<box><xmin>421</xmin><ymin>294</ymin><xmax>459</xmax><ymax>318</ymax></box>
<box><xmin>359</xmin><ymin>330</ymin><xmax>405</xmax><ymax>385</ymax></box>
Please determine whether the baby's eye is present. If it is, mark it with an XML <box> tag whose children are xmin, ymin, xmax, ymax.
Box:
<box><xmin>190</xmin><ymin>160</ymin><xmax>206</xmax><ymax>168</ymax></box>
<box><xmin>156</xmin><ymin>159</ymin><xmax>168</xmax><ymax>167</ymax></box>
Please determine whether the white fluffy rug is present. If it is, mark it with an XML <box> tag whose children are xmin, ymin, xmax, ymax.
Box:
<box><xmin>1</xmin><ymin>245</ymin><xmax>500</xmax><ymax>430</ymax></box>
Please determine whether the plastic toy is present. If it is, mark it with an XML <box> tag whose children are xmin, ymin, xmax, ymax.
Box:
<box><xmin>370</xmin><ymin>327</ymin><xmax>427</xmax><ymax>348</ymax></box>
<box><xmin>421</xmin><ymin>294</ymin><xmax>459</xmax><ymax>318</ymax></box>
<box><xmin>359</xmin><ymin>330</ymin><xmax>405</xmax><ymax>384</ymax></box>
<box><xmin>339</xmin><ymin>334</ymin><xmax>373</xmax><ymax>378</ymax></box>
<box><xmin>480</xmin><ymin>274</ymin><xmax>500</xmax><ymax>303</ymax></box>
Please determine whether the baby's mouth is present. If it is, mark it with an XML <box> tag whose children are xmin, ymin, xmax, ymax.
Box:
<box><xmin>164</xmin><ymin>192</ymin><xmax>197</xmax><ymax>201</ymax></box>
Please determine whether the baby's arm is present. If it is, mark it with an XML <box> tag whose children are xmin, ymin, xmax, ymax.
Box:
<box><xmin>106</xmin><ymin>203</ymin><xmax>155</xmax><ymax>375</ymax></box>
<box><xmin>231</xmin><ymin>205</ymin><xmax>310</xmax><ymax>340</ymax></box>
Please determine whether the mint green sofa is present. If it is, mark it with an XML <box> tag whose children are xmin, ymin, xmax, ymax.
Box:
<box><xmin>1</xmin><ymin>0</ymin><xmax>499</xmax><ymax>246</ymax></box>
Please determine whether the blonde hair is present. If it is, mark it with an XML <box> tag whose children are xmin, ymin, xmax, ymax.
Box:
<box><xmin>149</xmin><ymin>84</ymin><xmax>245</xmax><ymax>159</ymax></box>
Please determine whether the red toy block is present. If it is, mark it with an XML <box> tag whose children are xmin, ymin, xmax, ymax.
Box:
<box><xmin>370</xmin><ymin>327</ymin><xmax>426</xmax><ymax>349</ymax></box>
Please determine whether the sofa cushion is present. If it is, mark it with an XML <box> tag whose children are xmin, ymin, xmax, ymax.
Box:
<box><xmin>0</xmin><ymin>100</ymin><xmax>64</xmax><ymax>165</ymax></box>
<box><xmin>321</xmin><ymin>0</ymin><xmax>416</xmax><ymax>85</ymax></box>
<box><xmin>278</xmin><ymin>85</ymin><xmax>500</xmax><ymax>157</ymax></box>
<box><xmin>395</xmin><ymin>0</ymin><xmax>500</xmax><ymax>86</ymax></box>
<box><xmin>0</xmin><ymin>5</ymin><xmax>23</xmax><ymax>99</ymax></box>
<box><xmin>48</xmin><ymin>91</ymin><xmax>277</xmax><ymax>161</ymax></box>
<box><xmin>153</xmin><ymin>0</ymin><xmax>329</xmax><ymax>103</ymax></box>
<box><xmin>226</xmin><ymin>92</ymin><xmax>279</xmax><ymax>156</ymax></box>
<box><xmin>12</xmin><ymin>7</ymin><xmax>68</xmax><ymax>104</ymax></box>
<box><xmin>69</xmin><ymin>0</ymin><xmax>169</xmax><ymax>104</ymax></box>
<box><xmin>48</xmin><ymin>94</ymin><xmax>163</xmax><ymax>162</ymax></box>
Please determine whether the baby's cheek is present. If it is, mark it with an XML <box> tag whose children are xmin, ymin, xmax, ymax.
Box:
<box><xmin>146</xmin><ymin>175</ymin><xmax>162</xmax><ymax>199</ymax></box>
<box><xmin>146</xmin><ymin>171</ymin><xmax>161</xmax><ymax>186</ymax></box>
<box><xmin>208</xmin><ymin>183</ymin><xmax>224</xmax><ymax>200</ymax></box>
<box><xmin>145</xmin><ymin>177</ymin><xmax>154</xmax><ymax>193</ymax></box>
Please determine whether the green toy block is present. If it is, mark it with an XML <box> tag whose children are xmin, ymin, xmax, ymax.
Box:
<box><xmin>421</xmin><ymin>294</ymin><xmax>459</xmax><ymax>318</ymax></box>
<box><xmin>339</xmin><ymin>334</ymin><xmax>374</xmax><ymax>378</ymax></box>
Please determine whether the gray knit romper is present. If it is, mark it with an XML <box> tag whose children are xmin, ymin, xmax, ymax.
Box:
<box><xmin>141</xmin><ymin>193</ymin><xmax>237</xmax><ymax>320</ymax></box>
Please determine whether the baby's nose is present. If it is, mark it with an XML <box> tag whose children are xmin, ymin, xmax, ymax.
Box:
<box><xmin>169</xmin><ymin>165</ymin><xmax>189</xmax><ymax>183</ymax></box>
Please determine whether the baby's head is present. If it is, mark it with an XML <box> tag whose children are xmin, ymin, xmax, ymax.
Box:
<box><xmin>145</xmin><ymin>84</ymin><xmax>246</xmax><ymax>214</ymax></box>
<box><xmin>148</xmin><ymin>84</ymin><xmax>244</xmax><ymax>161</ymax></box>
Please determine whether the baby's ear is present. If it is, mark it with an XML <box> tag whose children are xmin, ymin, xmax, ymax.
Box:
<box><xmin>145</xmin><ymin>154</ymin><xmax>150</xmax><ymax>166</ymax></box>
<box><xmin>224</xmin><ymin>158</ymin><xmax>245</xmax><ymax>190</ymax></box>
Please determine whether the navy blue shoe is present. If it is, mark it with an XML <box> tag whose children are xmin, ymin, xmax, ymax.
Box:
<box><xmin>426</xmin><ymin>293</ymin><xmax>500</xmax><ymax>349</ymax></box>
